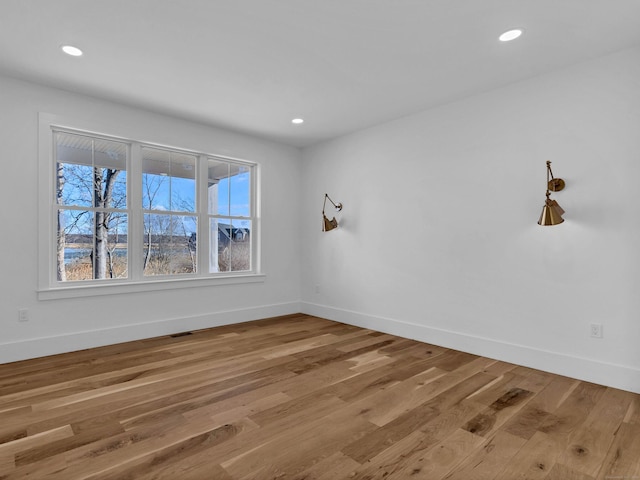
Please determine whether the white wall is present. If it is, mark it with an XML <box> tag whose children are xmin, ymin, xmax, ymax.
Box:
<box><xmin>301</xmin><ymin>46</ymin><xmax>640</xmax><ymax>393</ymax></box>
<box><xmin>0</xmin><ymin>75</ymin><xmax>302</xmax><ymax>362</ymax></box>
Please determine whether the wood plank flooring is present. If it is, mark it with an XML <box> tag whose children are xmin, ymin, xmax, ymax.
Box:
<box><xmin>1</xmin><ymin>313</ymin><xmax>639</xmax><ymax>479</ymax></box>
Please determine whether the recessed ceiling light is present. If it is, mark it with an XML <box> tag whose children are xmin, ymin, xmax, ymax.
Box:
<box><xmin>291</xmin><ymin>118</ymin><xmax>304</xmax><ymax>124</ymax></box>
<box><xmin>61</xmin><ymin>45</ymin><xmax>83</xmax><ymax>56</ymax></box>
<box><xmin>499</xmin><ymin>29</ymin><xmax>523</xmax><ymax>42</ymax></box>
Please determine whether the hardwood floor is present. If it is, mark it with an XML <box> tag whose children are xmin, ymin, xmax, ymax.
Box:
<box><xmin>1</xmin><ymin>314</ymin><xmax>639</xmax><ymax>479</ymax></box>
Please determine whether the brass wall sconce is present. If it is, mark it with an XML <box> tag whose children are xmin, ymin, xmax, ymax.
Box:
<box><xmin>322</xmin><ymin>193</ymin><xmax>343</xmax><ymax>232</ymax></box>
<box><xmin>538</xmin><ymin>161</ymin><xmax>565</xmax><ymax>226</ymax></box>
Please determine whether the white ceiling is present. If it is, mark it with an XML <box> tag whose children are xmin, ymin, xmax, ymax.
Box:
<box><xmin>2</xmin><ymin>1</ymin><xmax>640</xmax><ymax>147</ymax></box>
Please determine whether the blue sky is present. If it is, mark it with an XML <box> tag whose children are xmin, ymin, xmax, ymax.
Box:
<box><xmin>142</xmin><ymin>170</ymin><xmax>250</xmax><ymax>217</ymax></box>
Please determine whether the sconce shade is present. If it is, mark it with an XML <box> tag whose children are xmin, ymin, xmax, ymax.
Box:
<box><xmin>538</xmin><ymin>161</ymin><xmax>565</xmax><ymax>226</ymax></box>
<box><xmin>538</xmin><ymin>199</ymin><xmax>564</xmax><ymax>226</ymax></box>
<box><xmin>323</xmin><ymin>215</ymin><xmax>338</xmax><ymax>231</ymax></box>
<box><xmin>548</xmin><ymin>199</ymin><xmax>564</xmax><ymax>216</ymax></box>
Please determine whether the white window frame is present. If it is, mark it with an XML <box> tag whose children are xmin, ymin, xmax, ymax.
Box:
<box><xmin>38</xmin><ymin>113</ymin><xmax>263</xmax><ymax>300</ymax></box>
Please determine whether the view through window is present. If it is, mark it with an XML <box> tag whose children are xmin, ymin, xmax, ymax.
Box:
<box><xmin>52</xmin><ymin>129</ymin><xmax>256</xmax><ymax>285</ymax></box>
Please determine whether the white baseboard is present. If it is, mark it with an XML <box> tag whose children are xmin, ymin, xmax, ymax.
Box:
<box><xmin>5</xmin><ymin>300</ymin><xmax>639</xmax><ymax>394</ymax></box>
<box><xmin>301</xmin><ymin>302</ymin><xmax>640</xmax><ymax>394</ymax></box>
<box><xmin>0</xmin><ymin>301</ymin><xmax>301</xmax><ymax>364</ymax></box>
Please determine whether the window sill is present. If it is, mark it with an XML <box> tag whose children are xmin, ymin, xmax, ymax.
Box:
<box><xmin>37</xmin><ymin>274</ymin><xmax>266</xmax><ymax>301</ymax></box>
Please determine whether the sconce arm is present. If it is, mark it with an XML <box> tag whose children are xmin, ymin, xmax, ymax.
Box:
<box><xmin>323</xmin><ymin>193</ymin><xmax>343</xmax><ymax>214</ymax></box>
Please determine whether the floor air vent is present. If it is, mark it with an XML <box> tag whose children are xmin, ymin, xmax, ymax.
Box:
<box><xmin>170</xmin><ymin>331</ymin><xmax>193</xmax><ymax>338</ymax></box>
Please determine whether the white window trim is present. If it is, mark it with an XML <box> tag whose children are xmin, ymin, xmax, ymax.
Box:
<box><xmin>37</xmin><ymin>274</ymin><xmax>266</xmax><ymax>300</ymax></box>
<box><xmin>38</xmin><ymin>113</ymin><xmax>263</xmax><ymax>300</ymax></box>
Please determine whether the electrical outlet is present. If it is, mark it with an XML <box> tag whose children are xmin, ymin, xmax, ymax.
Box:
<box><xmin>315</xmin><ymin>285</ymin><xmax>320</xmax><ymax>294</ymax></box>
<box><xmin>590</xmin><ymin>323</ymin><xmax>603</xmax><ymax>338</ymax></box>
<box><xmin>18</xmin><ymin>308</ymin><xmax>29</xmax><ymax>322</ymax></box>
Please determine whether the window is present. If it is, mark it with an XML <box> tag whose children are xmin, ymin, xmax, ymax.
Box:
<box><xmin>141</xmin><ymin>147</ymin><xmax>198</xmax><ymax>276</ymax></box>
<box><xmin>44</xmin><ymin>125</ymin><xmax>259</xmax><ymax>295</ymax></box>
<box><xmin>207</xmin><ymin>158</ymin><xmax>253</xmax><ymax>273</ymax></box>
<box><xmin>55</xmin><ymin>132</ymin><xmax>129</xmax><ymax>282</ymax></box>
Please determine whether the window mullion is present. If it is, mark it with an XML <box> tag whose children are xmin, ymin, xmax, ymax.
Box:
<box><xmin>197</xmin><ymin>154</ymin><xmax>209</xmax><ymax>275</ymax></box>
<box><xmin>251</xmin><ymin>163</ymin><xmax>259</xmax><ymax>273</ymax></box>
<box><xmin>129</xmin><ymin>142</ymin><xmax>143</xmax><ymax>281</ymax></box>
